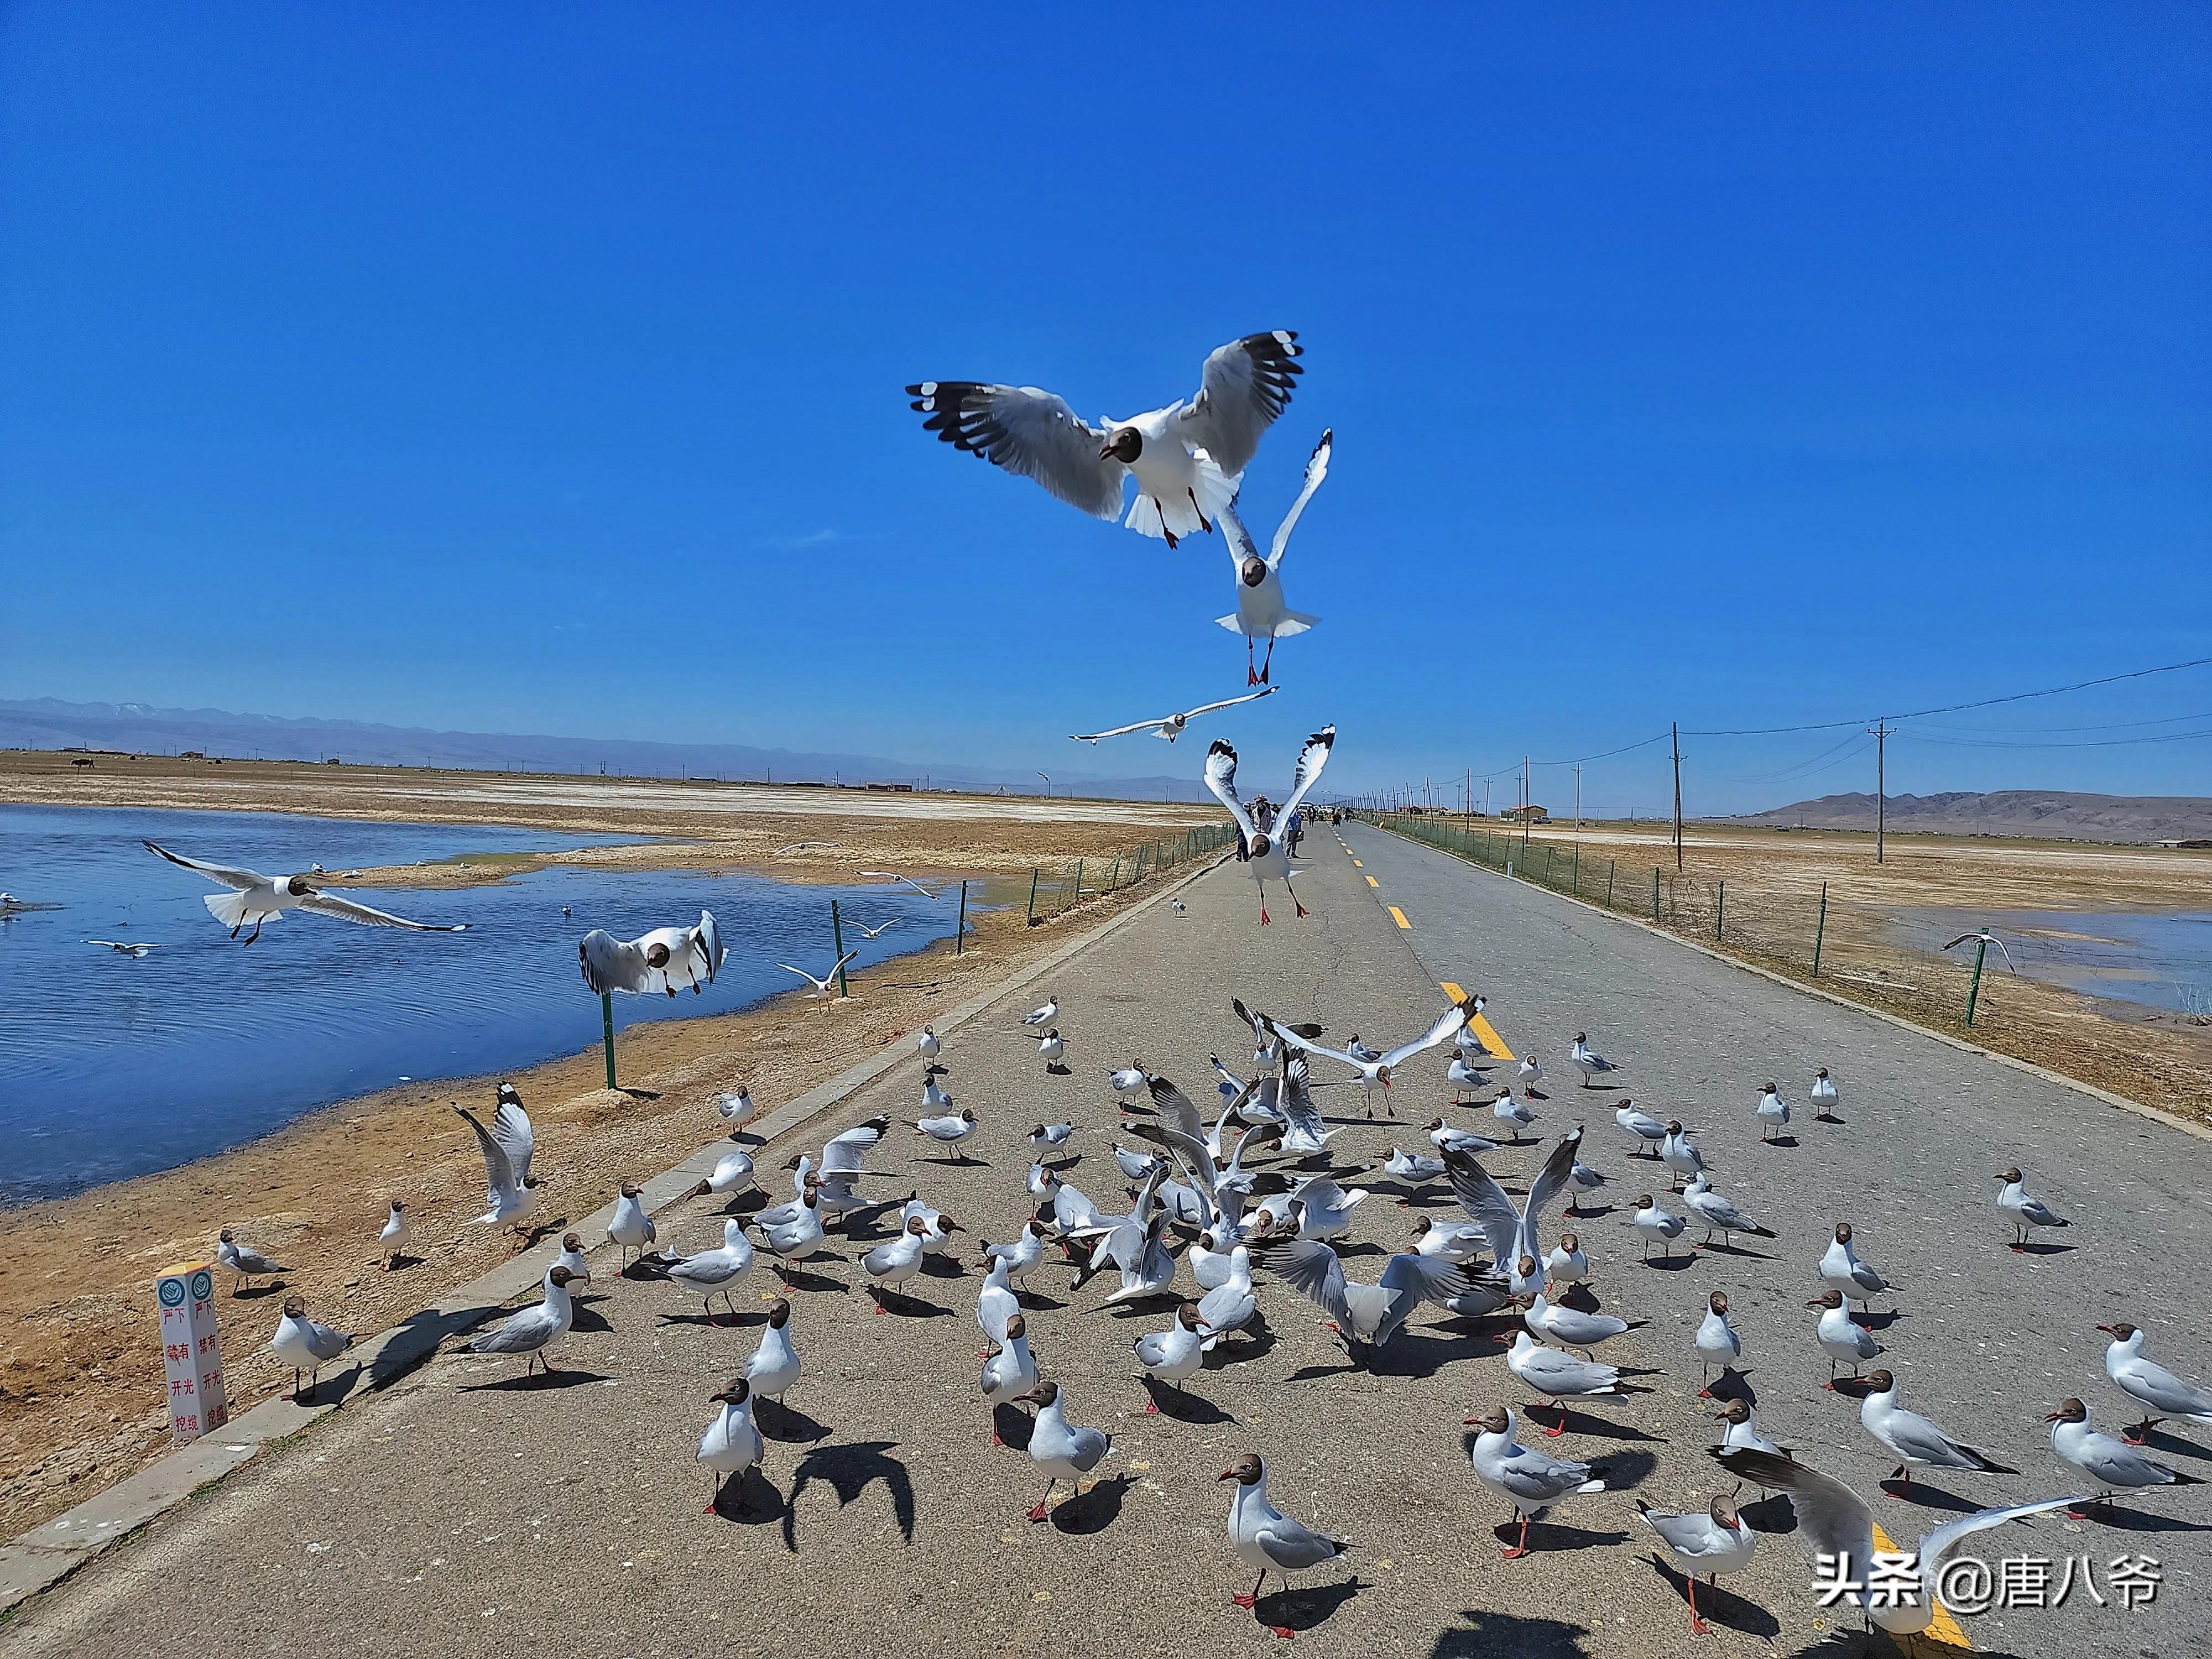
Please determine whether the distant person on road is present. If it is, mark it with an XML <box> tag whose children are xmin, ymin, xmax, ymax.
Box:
<box><xmin>1285</xmin><ymin>809</ymin><xmax>1304</xmax><ymax>857</ymax></box>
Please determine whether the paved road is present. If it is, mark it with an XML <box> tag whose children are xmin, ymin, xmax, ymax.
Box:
<box><xmin>7</xmin><ymin>821</ymin><xmax>2207</xmax><ymax>1659</ymax></box>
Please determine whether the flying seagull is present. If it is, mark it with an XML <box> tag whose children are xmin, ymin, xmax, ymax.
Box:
<box><xmin>1070</xmin><ymin>688</ymin><xmax>1274</xmax><ymax>745</ymax></box>
<box><xmin>577</xmin><ymin>911</ymin><xmax>724</xmax><ymax>998</ymax></box>
<box><xmin>772</xmin><ymin>842</ymin><xmax>839</xmax><ymax>855</ymax></box>
<box><xmin>779</xmin><ymin>950</ymin><xmax>859</xmax><ymax>1000</ymax></box>
<box><xmin>143</xmin><ymin>840</ymin><xmax>468</xmax><ymax>944</ymax></box>
<box><xmin>1218</xmin><ymin>428</ymin><xmax>1329</xmax><ymax>685</ymax></box>
<box><xmin>1204</xmin><ymin>726</ymin><xmax>1335</xmax><ymax>925</ymax></box>
<box><xmin>1942</xmin><ymin>928</ymin><xmax>2018</xmax><ymax>971</ymax></box>
<box><xmin>87</xmin><ymin>940</ymin><xmax>160</xmax><ymax>958</ymax></box>
<box><xmin>905</xmin><ymin>331</ymin><xmax>1304</xmax><ymax>547</ymax></box>
<box><xmin>858</xmin><ymin>872</ymin><xmax>941</xmax><ymax>899</ymax></box>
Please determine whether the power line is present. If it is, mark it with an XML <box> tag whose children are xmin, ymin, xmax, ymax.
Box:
<box><xmin>1683</xmin><ymin>653</ymin><xmax>2212</xmax><ymax>737</ymax></box>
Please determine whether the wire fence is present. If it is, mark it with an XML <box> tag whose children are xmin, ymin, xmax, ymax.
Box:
<box><xmin>1024</xmin><ymin>821</ymin><xmax>1239</xmax><ymax>926</ymax></box>
<box><xmin>1354</xmin><ymin>811</ymin><xmax>2017</xmax><ymax>1034</ymax></box>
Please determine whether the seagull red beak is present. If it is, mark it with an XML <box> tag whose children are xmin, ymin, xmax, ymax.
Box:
<box><xmin>1216</xmin><ymin>1467</ymin><xmax>1240</xmax><ymax>1481</ymax></box>
<box><xmin>2043</xmin><ymin>1410</ymin><xmax>2064</xmax><ymax>1422</ymax></box>
<box><xmin>2095</xmin><ymin>1324</ymin><xmax>2121</xmax><ymax>1336</ymax></box>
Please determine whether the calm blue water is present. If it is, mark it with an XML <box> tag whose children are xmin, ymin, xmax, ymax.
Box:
<box><xmin>0</xmin><ymin>805</ymin><xmax>958</xmax><ymax>1203</ymax></box>
<box><xmin>1892</xmin><ymin>906</ymin><xmax>2212</xmax><ymax>1017</ymax></box>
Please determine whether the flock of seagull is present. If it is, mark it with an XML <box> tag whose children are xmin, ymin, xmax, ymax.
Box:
<box><xmin>212</xmin><ymin>936</ymin><xmax>2209</xmax><ymax>1642</ymax></box>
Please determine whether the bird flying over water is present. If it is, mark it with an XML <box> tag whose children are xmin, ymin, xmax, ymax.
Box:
<box><xmin>577</xmin><ymin>910</ymin><xmax>724</xmax><ymax>998</ymax></box>
<box><xmin>905</xmin><ymin>332</ymin><xmax>1304</xmax><ymax>547</ymax></box>
<box><xmin>1071</xmin><ymin>687</ymin><xmax>1274</xmax><ymax>744</ymax></box>
<box><xmin>144</xmin><ymin>840</ymin><xmax>468</xmax><ymax>944</ymax></box>
<box><xmin>87</xmin><ymin>940</ymin><xmax>159</xmax><ymax>958</ymax></box>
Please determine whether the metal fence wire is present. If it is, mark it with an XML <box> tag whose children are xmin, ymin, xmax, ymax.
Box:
<box><xmin>1025</xmin><ymin>821</ymin><xmax>1239</xmax><ymax>926</ymax></box>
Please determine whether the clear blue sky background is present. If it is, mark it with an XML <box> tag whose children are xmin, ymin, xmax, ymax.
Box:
<box><xmin>3</xmin><ymin>6</ymin><xmax>2206</xmax><ymax>814</ymax></box>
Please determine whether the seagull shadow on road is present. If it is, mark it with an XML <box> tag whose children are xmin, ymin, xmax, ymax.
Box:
<box><xmin>231</xmin><ymin>1281</ymin><xmax>288</xmax><ymax>1301</ymax></box>
<box><xmin>919</xmin><ymin>1255</ymin><xmax>969</xmax><ymax>1279</ymax></box>
<box><xmin>1488</xmin><ymin>1516</ymin><xmax>1630</xmax><ymax>1554</ymax></box>
<box><xmin>1874</xmin><ymin>1477</ymin><xmax>1982</xmax><ymax>1514</ymax></box>
<box><xmin>1431</xmin><ymin>1608</ymin><xmax>1592</xmax><ymax>1657</ymax></box>
<box><xmin>1697</xmin><ymin>1240</ymin><xmax>1779</xmax><ymax>1261</ymax></box>
<box><xmin>2135</xmin><ymin>1427</ymin><xmax>2212</xmax><ymax>1463</ymax></box>
<box><xmin>2067</xmin><ymin>1499</ymin><xmax>2212</xmax><ymax>1533</ymax></box>
<box><xmin>773</xmin><ymin>1265</ymin><xmax>848</xmax><ymax>1295</ymax></box>
<box><xmin>1533</xmin><ymin>1409</ymin><xmax>1666</xmax><ymax>1447</ymax></box>
<box><xmin>712</xmin><ymin>1189</ymin><xmax>770</xmax><ymax>1217</ymax></box>
<box><xmin>383</xmin><ymin>1254</ymin><xmax>424</xmax><ymax>1272</ymax></box>
<box><xmin>1700</xmin><ymin>1367</ymin><xmax>1759</xmax><ymax>1407</ymax></box>
<box><xmin>755</xmin><ymin>1396</ymin><xmax>830</xmax><ymax>1444</ymax></box>
<box><xmin>708</xmin><ymin>1465</ymin><xmax>782</xmax><ymax>1525</ymax></box>
<box><xmin>1647</xmin><ymin>1554</ymin><xmax>1778</xmax><ymax>1639</ymax></box>
<box><xmin>1637</xmin><ymin>1253</ymin><xmax>1700</xmax><ymax>1272</ymax></box>
<box><xmin>782</xmin><ymin>1440</ymin><xmax>915</xmax><ymax>1550</ymax></box>
<box><xmin>568</xmin><ymin>1298</ymin><xmax>617</xmax><ymax>1334</ymax></box>
<box><xmin>1138</xmin><ymin>1378</ymin><xmax>1235</xmax><ymax>1423</ymax></box>
<box><xmin>1048</xmin><ymin>1472</ymin><xmax>1132</xmax><ymax>1536</ymax></box>
<box><xmin>292</xmin><ymin>1361</ymin><xmax>363</xmax><ymax>1408</ymax></box>
<box><xmin>1014</xmin><ymin>1290</ymin><xmax>1066</xmax><ymax>1313</ymax></box>
<box><xmin>2007</xmin><ymin>1240</ymin><xmax>2076</xmax><ymax>1256</ymax></box>
<box><xmin>1255</xmin><ymin>1575</ymin><xmax>1364</xmax><ymax>1637</ymax></box>
<box><xmin>460</xmin><ymin>1367</ymin><xmax>611</xmax><ymax>1392</ymax></box>
<box><xmin>992</xmin><ymin>1404</ymin><xmax>1036</xmax><ymax>1451</ymax></box>
<box><xmin>657</xmin><ymin>1307</ymin><xmax>765</xmax><ymax>1331</ymax></box>
<box><xmin>1736</xmin><ymin>1493</ymin><xmax>1795</xmax><ymax>1532</ymax></box>
<box><xmin>867</xmin><ymin>1287</ymin><xmax>953</xmax><ymax>1319</ymax></box>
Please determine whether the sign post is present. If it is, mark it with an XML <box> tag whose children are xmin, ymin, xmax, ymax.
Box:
<box><xmin>156</xmin><ymin>1262</ymin><xmax>228</xmax><ymax>1444</ymax></box>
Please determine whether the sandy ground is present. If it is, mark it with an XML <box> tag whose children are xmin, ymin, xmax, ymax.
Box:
<box><xmin>0</xmin><ymin>754</ymin><xmax>1223</xmax><ymax>1537</ymax></box>
<box><xmin>1381</xmin><ymin>815</ymin><xmax>2212</xmax><ymax>1120</ymax></box>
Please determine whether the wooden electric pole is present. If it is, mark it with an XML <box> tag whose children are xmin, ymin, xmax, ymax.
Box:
<box><xmin>1870</xmin><ymin>719</ymin><xmax>1896</xmax><ymax>863</ymax></box>
<box><xmin>1671</xmin><ymin>722</ymin><xmax>1683</xmax><ymax>870</ymax></box>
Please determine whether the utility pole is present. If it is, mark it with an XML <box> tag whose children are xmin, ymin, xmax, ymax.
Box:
<box><xmin>1521</xmin><ymin>755</ymin><xmax>1531</xmax><ymax>846</ymax></box>
<box><xmin>1869</xmin><ymin>719</ymin><xmax>1895</xmax><ymax>864</ymax></box>
<box><xmin>1671</xmin><ymin>722</ymin><xmax>1683</xmax><ymax>871</ymax></box>
<box><xmin>1573</xmin><ymin>762</ymin><xmax>1583</xmax><ymax>832</ymax></box>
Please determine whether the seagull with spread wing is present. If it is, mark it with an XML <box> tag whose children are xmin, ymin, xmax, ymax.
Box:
<box><xmin>144</xmin><ymin>839</ymin><xmax>469</xmax><ymax>944</ymax></box>
<box><xmin>1441</xmin><ymin>1128</ymin><xmax>1587</xmax><ymax>1298</ymax></box>
<box><xmin>1262</xmin><ymin>998</ymin><xmax>1469</xmax><ymax>1118</ymax></box>
<box><xmin>778</xmin><ymin>950</ymin><xmax>859</xmax><ymax>1002</ymax></box>
<box><xmin>577</xmin><ymin>910</ymin><xmax>724</xmax><ymax>999</ymax></box>
<box><xmin>1205</xmin><ymin>724</ymin><xmax>1335</xmax><ymax>925</ymax></box>
<box><xmin>905</xmin><ymin>331</ymin><xmax>1304</xmax><ymax>548</ymax></box>
<box><xmin>455</xmin><ymin>1083</ymin><xmax>539</xmax><ymax>1231</ymax></box>
<box><xmin>1219</xmin><ymin>427</ymin><xmax>1329</xmax><ymax>685</ymax></box>
<box><xmin>1942</xmin><ymin>927</ymin><xmax>2019</xmax><ymax>970</ymax></box>
<box><xmin>1070</xmin><ymin>686</ymin><xmax>1274</xmax><ymax>745</ymax></box>
<box><xmin>858</xmin><ymin>872</ymin><xmax>942</xmax><ymax>899</ymax></box>
<box><xmin>87</xmin><ymin>940</ymin><xmax>159</xmax><ymax>958</ymax></box>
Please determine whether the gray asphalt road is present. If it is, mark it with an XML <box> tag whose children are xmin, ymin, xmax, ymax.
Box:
<box><xmin>6</xmin><ymin>821</ymin><xmax>2205</xmax><ymax>1659</ymax></box>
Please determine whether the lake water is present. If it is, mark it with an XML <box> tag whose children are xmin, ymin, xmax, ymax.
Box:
<box><xmin>0</xmin><ymin>805</ymin><xmax>961</xmax><ymax>1203</ymax></box>
<box><xmin>1890</xmin><ymin>905</ymin><xmax>2212</xmax><ymax>1018</ymax></box>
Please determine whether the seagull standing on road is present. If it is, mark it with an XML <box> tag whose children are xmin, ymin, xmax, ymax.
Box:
<box><xmin>1858</xmin><ymin>1370</ymin><xmax>2018</xmax><ymax>1495</ymax></box>
<box><xmin>2046</xmin><ymin>1398</ymin><xmax>2197</xmax><ymax>1515</ymax></box>
<box><xmin>1809</xmin><ymin>1067</ymin><xmax>1841</xmax><ymax>1120</ymax></box>
<box><xmin>609</xmin><ymin>1182</ymin><xmax>657</xmax><ymax>1265</ymax></box>
<box><xmin>1819</xmin><ymin>1223</ymin><xmax>1892</xmax><ymax>1313</ymax></box>
<box><xmin>270</xmin><ymin>1297</ymin><xmax>354</xmax><ymax>1400</ymax></box>
<box><xmin>1660</xmin><ymin>1123</ymin><xmax>1706</xmax><ymax>1192</ymax></box>
<box><xmin>1021</xmin><ymin>995</ymin><xmax>1059</xmax><ymax>1028</ymax></box>
<box><xmin>1755</xmin><ymin>1083</ymin><xmax>1790</xmax><ymax>1142</ymax></box>
<box><xmin>914</xmin><ymin>1107</ymin><xmax>980</xmax><ymax>1159</ymax></box>
<box><xmin>1071</xmin><ymin>688</ymin><xmax>1276</xmax><ymax>744</ymax></box>
<box><xmin>1569</xmin><ymin>1034</ymin><xmax>1618</xmax><ymax>1088</ymax></box>
<box><xmin>144</xmin><ymin>840</ymin><xmax>468</xmax><ymax>943</ymax></box>
<box><xmin>578</xmin><ymin>911</ymin><xmax>724</xmax><ymax>998</ymax></box>
<box><xmin>2099</xmin><ymin>1322</ymin><xmax>2212</xmax><ymax>1444</ymax></box>
<box><xmin>862</xmin><ymin>1217</ymin><xmax>934</xmax><ymax>1310</ymax></box>
<box><xmin>1632</xmin><ymin>1196</ymin><xmax>1688</xmax><ymax>1262</ymax></box>
<box><xmin>916</xmin><ymin>1027</ymin><xmax>941</xmax><ymax>1061</ymax></box>
<box><xmin>1218</xmin><ymin>1453</ymin><xmax>1353</xmax><ymax>1636</ymax></box>
<box><xmin>1465</xmin><ymin>1405</ymin><xmax>1605</xmax><ymax>1558</ymax></box>
<box><xmin>906</xmin><ymin>331</ymin><xmax>1304</xmax><ymax>548</ymax></box>
<box><xmin>1995</xmin><ymin>1167</ymin><xmax>2069</xmax><ymax>1249</ymax></box>
<box><xmin>1205</xmin><ymin>726</ymin><xmax>1335</xmax><ymax>925</ymax></box>
<box><xmin>1637</xmin><ymin>1498</ymin><xmax>1757</xmax><ymax>1636</ymax></box>
<box><xmin>1133</xmin><ymin>1304</ymin><xmax>1208</xmax><ymax>1410</ymax></box>
<box><xmin>1517</xmin><ymin>1057</ymin><xmax>1546</xmax><ymax>1097</ymax></box>
<box><xmin>1615</xmin><ymin>1102</ymin><xmax>1665</xmax><ymax>1157</ymax></box>
<box><xmin>1682</xmin><ymin>1173</ymin><xmax>1775</xmax><ymax>1249</ymax></box>
<box><xmin>1036</xmin><ymin>1029</ymin><xmax>1066</xmax><ymax>1072</ymax></box>
<box><xmin>715</xmin><ymin>1086</ymin><xmax>758</xmax><ymax>1133</ymax></box>
<box><xmin>697</xmin><ymin>1377</ymin><xmax>764</xmax><ymax>1511</ymax></box>
<box><xmin>1217</xmin><ymin>428</ymin><xmax>1331</xmax><ymax>685</ymax></box>
<box><xmin>1492</xmin><ymin>1092</ymin><xmax>1539</xmax><ymax>1141</ymax></box>
<box><xmin>666</xmin><ymin>1219</ymin><xmax>757</xmax><ymax>1323</ymax></box>
<box><xmin>981</xmin><ymin>1316</ymin><xmax>1039</xmax><ymax>1442</ymax></box>
<box><xmin>1018</xmin><ymin>1380</ymin><xmax>1114</xmax><ymax>1521</ymax></box>
<box><xmin>1807</xmin><ymin>1290</ymin><xmax>1883</xmax><ymax>1384</ymax></box>
<box><xmin>468</xmin><ymin>1265</ymin><xmax>579</xmax><ymax>1378</ymax></box>
<box><xmin>1694</xmin><ymin>1291</ymin><xmax>1741</xmax><ymax>1383</ymax></box>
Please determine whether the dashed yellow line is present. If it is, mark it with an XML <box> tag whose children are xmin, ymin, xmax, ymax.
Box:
<box><xmin>1388</xmin><ymin>906</ymin><xmax>1410</xmax><ymax>929</ymax></box>
<box><xmin>1351</xmin><ymin>859</ymin><xmax>1362</xmax><ymax>867</ymax></box>
<box><xmin>1365</xmin><ymin>875</ymin><xmax>1379</xmax><ymax>888</ymax></box>
<box><xmin>1869</xmin><ymin>1524</ymin><xmax>1971</xmax><ymax>1649</ymax></box>
<box><xmin>1438</xmin><ymin>980</ymin><xmax>1516</xmax><ymax>1060</ymax></box>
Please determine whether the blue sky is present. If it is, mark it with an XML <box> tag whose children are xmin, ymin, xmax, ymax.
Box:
<box><xmin>3</xmin><ymin>6</ymin><xmax>2206</xmax><ymax>814</ymax></box>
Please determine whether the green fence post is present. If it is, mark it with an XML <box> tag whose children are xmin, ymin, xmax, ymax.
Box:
<box><xmin>1025</xmin><ymin>867</ymin><xmax>1040</xmax><ymax>926</ymax></box>
<box><xmin>1108</xmin><ymin>854</ymin><xmax>1120</xmax><ymax>889</ymax></box>
<box><xmin>1073</xmin><ymin>857</ymin><xmax>1084</xmax><ymax>899</ymax></box>
<box><xmin>1606</xmin><ymin>860</ymin><xmax>1616</xmax><ymax>906</ymax></box>
<box><xmin>1572</xmin><ymin>843</ymin><xmax>1580</xmax><ymax>894</ymax></box>
<box><xmin>1716</xmin><ymin>880</ymin><xmax>1725</xmax><ymax>941</ymax></box>
<box><xmin>1965</xmin><ymin>933</ymin><xmax>1989</xmax><ymax>1026</ymax></box>
<box><xmin>831</xmin><ymin>900</ymin><xmax>850</xmax><ymax>996</ymax></box>
<box><xmin>1652</xmin><ymin>868</ymin><xmax>1661</xmax><ymax>922</ymax></box>
<box><xmin>1811</xmin><ymin>881</ymin><xmax>1827</xmax><ymax>976</ymax></box>
<box><xmin>955</xmin><ymin>879</ymin><xmax>968</xmax><ymax>955</ymax></box>
<box><xmin>601</xmin><ymin>990</ymin><xmax>617</xmax><ymax>1091</ymax></box>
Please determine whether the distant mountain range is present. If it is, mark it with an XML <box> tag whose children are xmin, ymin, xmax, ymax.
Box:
<box><xmin>1727</xmin><ymin>790</ymin><xmax>2212</xmax><ymax>845</ymax></box>
<box><xmin>0</xmin><ymin>697</ymin><xmax>1213</xmax><ymax>804</ymax></box>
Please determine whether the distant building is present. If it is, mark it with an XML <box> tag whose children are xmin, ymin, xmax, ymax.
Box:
<box><xmin>1501</xmin><ymin>804</ymin><xmax>1551</xmax><ymax>823</ymax></box>
<box><xmin>865</xmin><ymin>781</ymin><xmax>914</xmax><ymax>792</ymax></box>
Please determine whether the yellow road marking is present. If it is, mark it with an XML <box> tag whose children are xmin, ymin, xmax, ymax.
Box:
<box><xmin>1352</xmin><ymin>859</ymin><xmax>1362</xmax><ymax>867</ymax></box>
<box><xmin>1868</xmin><ymin>1523</ymin><xmax>1972</xmax><ymax>1650</ymax></box>
<box><xmin>1438</xmin><ymin>982</ymin><xmax>1516</xmax><ymax>1060</ymax></box>
<box><xmin>1388</xmin><ymin>906</ymin><xmax>1410</xmax><ymax>929</ymax></box>
<box><xmin>1365</xmin><ymin>875</ymin><xmax>1379</xmax><ymax>888</ymax></box>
